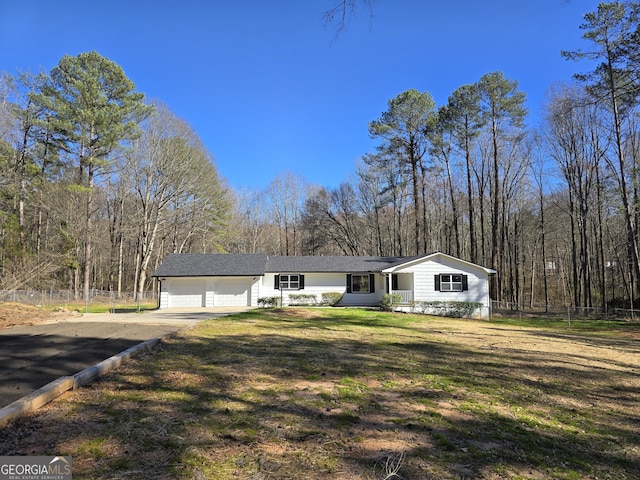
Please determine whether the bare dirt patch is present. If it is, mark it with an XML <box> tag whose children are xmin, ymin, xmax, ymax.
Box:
<box><xmin>0</xmin><ymin>302</ymin><xmax>75</xmax><ymax>330</ymax></box>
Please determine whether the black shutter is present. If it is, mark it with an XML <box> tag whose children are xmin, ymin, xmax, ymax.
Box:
<box><xmin>369</xmin><ymin>274</ymin><xmax>375</xmax><ymax>293</ymax></box>
<box><xmin>346</xmin><ymin>274</ymin><xmax>352</xmax><ymax>293</ymax></box>
<box><xmin>392</xmin><ymin>274</ymin><xmax>398</xmax><ymax>290</ymax></box>
<box><xmin>462</xmin><ymin>274</ymin><xmax>468</xmax><ymax>291</ymax></box>
<box><xmin>434</xmin><ymin>274</ymin><xmax>441</xmax><ymax>291</ymax></box>
<box><xmin>275</xmin><ymin>275</ymin><xmax>280</xmax><ymax>289</ymax></box>
<box><xmin>299</xmin><ymin>274</ymin><xmax>305</xmax><ymax>289</ymax></box>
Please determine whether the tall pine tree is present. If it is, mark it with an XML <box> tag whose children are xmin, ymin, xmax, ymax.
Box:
<box><xmin>32</xmin><ymin>51</ymin><xmax>152</xmax><ymax>304</ymax></box>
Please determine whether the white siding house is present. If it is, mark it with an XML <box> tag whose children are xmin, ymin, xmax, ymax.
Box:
<box><xmin>153</xmin><ymin>252</ymin><xmax>496</xmax><ymax>318</ymax></box>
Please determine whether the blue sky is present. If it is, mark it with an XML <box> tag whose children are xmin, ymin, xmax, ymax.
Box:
<box><xmin>1</xmin><ymin>0</ymin><xmax>600</xmax><ymax>191</ymax></box>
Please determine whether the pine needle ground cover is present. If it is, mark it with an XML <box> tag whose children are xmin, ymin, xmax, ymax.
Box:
<box><xmin>1</xmin><ymin>308</ymin><xmax>638</xmax><ymax>479</ymax></box>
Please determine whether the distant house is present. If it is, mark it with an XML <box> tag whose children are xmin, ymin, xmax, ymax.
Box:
<box><xmin>152</xmin><ymin>252</ymin><xmax>496</xmax><ymax>318</ymax></box>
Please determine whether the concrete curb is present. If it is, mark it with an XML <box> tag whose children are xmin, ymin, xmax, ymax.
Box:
<box><xmin>0</xmin><ymin>337</ymin><xmax>163</xmax><ymax>428</ymax></box>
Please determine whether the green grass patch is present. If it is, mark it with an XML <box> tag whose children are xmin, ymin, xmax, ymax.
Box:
<box><xmin>491</xmin><ymin>315</ymin><xmax>639</xmax><ymax>333</ymax></box>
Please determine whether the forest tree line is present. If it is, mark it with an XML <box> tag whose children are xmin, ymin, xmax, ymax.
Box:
<box><xmin>1</xmin><ymin>2</ymin><xmax>639</xmax><ymax>310</ymax></box>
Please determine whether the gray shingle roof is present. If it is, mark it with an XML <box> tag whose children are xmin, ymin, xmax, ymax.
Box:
<box><xmin>265</xmin><ymin>256</ymin><xmax>422</xmax><ymax>273</ymax></box>
<box><xmin>152</xmin><ymin>253</ymin><xmax>268</xmax><ymax>277</ymax></box>
<box><xmin>152</xmin><ymin>253</ymin><xmax>424</xmax><ymax>277</ymax></box>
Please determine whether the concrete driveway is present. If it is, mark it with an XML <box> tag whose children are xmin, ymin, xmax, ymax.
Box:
<box><xmin>0</xmin><ymin>307</ymin><xmax>250</xmax><ymax>408</ymax></box>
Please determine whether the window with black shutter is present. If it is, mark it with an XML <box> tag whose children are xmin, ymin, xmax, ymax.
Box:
<box><xmin>275</xmin><ymin>274</ymin><xmax>304</xmax><ymax>290</ymax></box>
<box><xmin>435</xmin><ymin>273</ymin><xmax>468</xmax><ymax>292</ymax></box>
<box><xmin>347</xmin><ymin>273</ymin><xmax>375</xmax><ymax>293</ymax></box>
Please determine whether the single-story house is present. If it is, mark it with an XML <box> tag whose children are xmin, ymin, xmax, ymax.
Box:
<box><xmin>152</xmin><ymin>251</ymin><xmax>496</xmax><ymax>318</ymax></box>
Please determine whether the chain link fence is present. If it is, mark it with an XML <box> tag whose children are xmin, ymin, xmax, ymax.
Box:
<box><xmin>491</xmin><ymin>300</ymin><xmax>640</xmax><ymax>322</ymax></box>
<box><xmin>0</xmin><ymin>289</ymin><xmax>157</xmax><ymax>309</ymax></box>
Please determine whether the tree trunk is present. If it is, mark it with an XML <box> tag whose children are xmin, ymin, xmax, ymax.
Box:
<box><xmin>539</xmin><ymin>183</ymin><xmax>549</xmax><ymax>314</ymax></box>
<box><xmin>596</xmin><ymin>166</ymin><xmax>606</xmax><ymax>309</ymax></box>
<box><xmin>490</xmin><ymin>117</ymin><xmax>500</xmax><ymax>273</ymax></box>
<box><xmin>568</xmin><ymin>189</ymin><xmax>579</xmax><ymax>307</ymax></box>
<box><xmin>445</xmin><ymin>156</ymin><xmax>460</xmax><ymax>257</ymax></box>
<box><xmin>83</xmin><ymin>165</ymin><xmax>94</xmax><ymax>307</ymax></box>
<box><xmin>410</xmin><ymin>152</ymin><xmax>421</xmax><ymax>255</ymax></box>
<box><xmin>465</xmin><ymin>135</ymin><xmax>476</xmax><ymax>264</ymax></box>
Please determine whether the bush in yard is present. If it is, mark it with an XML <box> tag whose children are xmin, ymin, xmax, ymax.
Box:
<box><xmin>289</xmin><ymin>294</ymin><xmax>317</xmax><ymax>306</ymax></box>
<box><xmin>380</xmin><ymin>293</ymin><xmax>403</xmax><ymax>312</ymax></box>
<box><xmin>415</xmin><ymin>300</ymin><xmax>482</xmax><ymax>318</ymax></box>
<box><xmin>321</xmin><ymin>292</ymin><xmax>343</xmax><ymax>306</ymax></box>
<box><xmin>258</xmin><ymin>296</ymin><xmax>281</xmax><ymax>308</ymax></box>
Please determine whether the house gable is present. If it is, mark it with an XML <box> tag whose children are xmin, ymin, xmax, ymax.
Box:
<box><xmin>380</xmin><ymin>252</ymin><xmax>492</xmax><ymax>307</ymax></box>
<box><xmin>382</xmin><ymin>252</ymin><xmax>495</xmax><ymax>276</ymax></box>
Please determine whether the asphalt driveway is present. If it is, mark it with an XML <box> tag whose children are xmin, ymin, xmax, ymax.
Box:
<box><xmin>0</xmin><ymin>308</ymin><xmax>250</xmax><ymax>408</ymax></box>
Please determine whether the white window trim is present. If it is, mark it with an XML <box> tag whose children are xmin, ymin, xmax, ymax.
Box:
<box><xmin>280</xmin><ymin>274</ymin><xmax>300</xmax><ymax>290</ymax></box>
<box><xmin>440</xmin><ymin>274</ymin><xmax>463</xmax><ymax>292</ymax></box>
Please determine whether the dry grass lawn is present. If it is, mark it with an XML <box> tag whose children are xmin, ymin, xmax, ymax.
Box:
<box><xmin>0</xmin><ymin>307</ymin><xmax>639</xmax><ymax>479</ymax></box>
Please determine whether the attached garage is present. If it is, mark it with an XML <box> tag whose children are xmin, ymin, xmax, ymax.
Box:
<box><xmin>159</xmin><ymin>276</ymin><xmax>253</xmax><ymax>309</ymax></box>
<box><xmin>167</xmin><ymin>278</ymin><xmax>204</xmax><ymax>308</ymax></box>
<box><xmin>154</xmin><ymin>254</ymin><xmax>268</xmax><ymax>309</ymax></box>
<box><xmin>215</xmin><ymin>278</ymin><xmax>251</xmax><ymax>306</ymax></box>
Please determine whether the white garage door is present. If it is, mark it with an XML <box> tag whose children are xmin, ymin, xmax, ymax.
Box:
<box><xmin>215</xmin><ymin>279</ymin><xmax>250</xmax><ymax>306</ymax></box>
<box><xmin>168</xmin><ymin>279</ymin><xmax>204</xmax><ymax>308</ymax></box>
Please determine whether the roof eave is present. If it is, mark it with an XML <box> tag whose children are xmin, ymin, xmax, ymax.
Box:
<box><xmin>381</xmin><ymin>251</ymin><xmax>497</xmax><ymax>274</ymax></box>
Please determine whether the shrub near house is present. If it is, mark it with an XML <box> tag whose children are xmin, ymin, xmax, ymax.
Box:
<box><xmin>289</xmin><ymin>294</ymin><xmax>317</xmax><ymax>305</ymax></box>
<box><xmin>414</xmin><ymin>300</ymin><xmax>483</xmax><ymax>318</ymax></box>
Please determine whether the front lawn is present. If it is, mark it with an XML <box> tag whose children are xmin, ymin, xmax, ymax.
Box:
<box><xmin>1</xmin><ymin>308</ymin><xmax>638</xmax><ymax>479</ymax></box>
